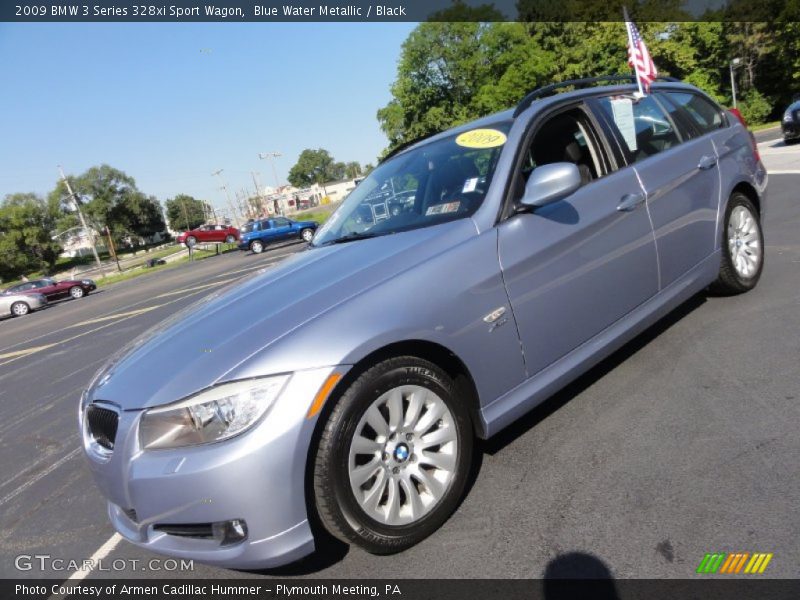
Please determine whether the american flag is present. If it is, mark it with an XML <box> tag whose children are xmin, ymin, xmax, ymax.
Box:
<box><xmin>625</xmin><ymin>13</ymin><xmax>657</xmax><ymax>93</ymax></box>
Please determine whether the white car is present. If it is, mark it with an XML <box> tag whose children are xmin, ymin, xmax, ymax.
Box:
<box><xmin>0</xmin><ymin>292</ymin><xmax>47</xmax><ymax>317</ymax></box>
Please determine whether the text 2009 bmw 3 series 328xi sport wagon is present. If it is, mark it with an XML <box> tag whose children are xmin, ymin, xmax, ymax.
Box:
<box><xmin>80</xmin><ymin>77</ymin><xmax>767</xmax><ymax>569</ymax></box>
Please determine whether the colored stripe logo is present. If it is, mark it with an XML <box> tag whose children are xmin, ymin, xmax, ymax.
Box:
<box><xmin>697</xmin><ymin>552</ymin><xmax>773</xmax><ymax>574</ymax></box>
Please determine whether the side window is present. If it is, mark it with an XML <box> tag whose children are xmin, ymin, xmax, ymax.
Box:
<box><xmin>260</xmin><ymin>219</ymin><xmax>271</xmax><ymax>230</ymax></box>
<box><xmin>596</xmin><ymin>94</ymin><xmax>681</xmax><ymax>163</ymax></box>
<box><xmin>516</xmin><ymin>107</ymin><xmax>606</xmax><ymax>200</ymax></box>
<box><xmin>662</xmin><ymin>92</ymin><xmax>725</xmax><ymax>135</ymax></box>
<box><xmin>273</xmin><ymin>217</ymin><xmax>290</xmax><ymax>227</ymax></box>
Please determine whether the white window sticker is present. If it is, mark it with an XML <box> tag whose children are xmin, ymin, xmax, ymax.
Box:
<box><xmin>425</xmin><ymin>201</ymin><xmax>461</xmax><ymax>216</ymax></box>
<box><xmin>462</xmin><ymin>177</ymin><xmax>478</xmax><ymax>193</ymax></box>
<box><xmin>610</xmin><ymin>97</ymin><xmax>637</xmax><ymax>152</ymax></box>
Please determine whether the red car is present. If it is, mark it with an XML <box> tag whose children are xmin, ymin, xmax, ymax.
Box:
<box><xmin>176</xmin><ymin>224</ymin><xmax>239</xmax><ymax>247</ymax></box>
<box><xmin>4</xmin><ymin>277</ymin><xmax>96</xmax><ymax>300</ymax></box>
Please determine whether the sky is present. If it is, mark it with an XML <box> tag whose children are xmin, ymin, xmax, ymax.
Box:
<box><xmin>0</xmin><ymin>22</ymin><xmax>416</xmax><ymax>213</ymax></box>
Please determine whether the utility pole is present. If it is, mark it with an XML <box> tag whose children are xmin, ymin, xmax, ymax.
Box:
<box><xmin>105</xmin><ymin>226</ymin><xmax>121</xmax><ymax>272</ymax></box>
<box><xmin>251</xmin><ymin>171</ymin><xmax>266</xmax><ymax>216</ymax></box>
<box><xmin>178</xmin><ymin>197</ymin><xmax>191</xmax><ymax>231</ymax></box>
<box><xmin>58</xmin><ymin>166</ymin><xmax>102</xmax><ymax>269</ymax></box>
<box><xmin>258</xmin><ymin>152</ymin><xmax>283</xmax><ymax>216</ymax></box>
<box><xmin>212</xmin><ymin>169</ymin><xmax>241</xmax><ymax>226</ymax></box>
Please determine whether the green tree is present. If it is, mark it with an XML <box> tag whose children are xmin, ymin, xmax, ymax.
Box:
<box><xmin>0</xmin><ymin>193</ymin><xmax>62</xmax><ymax>281</ymax></box>
<box><xmin>51</xmin><ymin>165</ymin><xmax>165</xmax><ymax>245</ymax></box>
<box><xmin>344</xmin><ymin>161</ymin><xmax>362</xmax><ymax>179</ymax></box>
<box><xmin>287</xmin><ymin>149</ymin><xmax>338</xmax><ymax>188</ymax></box>
<box><xmin>165</xmin><ymin>194</ymin><xmax>210</xmax><ymax>231</ymax></box>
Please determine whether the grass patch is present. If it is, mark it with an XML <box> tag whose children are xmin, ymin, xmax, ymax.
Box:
<box><xmin>96</xmin><ymin>247</ymin><xmax>221</xmax><ymax>288</ymax></box>
<box><xmin>751</xmin><ymin>121</ymin><xmax>780</xmax><ymax>131</ymax></box>
<box><xmin>294</xmin><ymin>208</ymin><xmax>335</xmax><ymax>224</ymax></box>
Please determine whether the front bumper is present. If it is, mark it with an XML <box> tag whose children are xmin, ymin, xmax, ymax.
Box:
<box><xmin>782</xmin><ymin>122</ymin><xmax>800</xmax><ymax>139</ymax></box>
<box><xmin>81</xmin><ymin>367</ymin><xmax>342</xmax><ymax>569</ymax></box>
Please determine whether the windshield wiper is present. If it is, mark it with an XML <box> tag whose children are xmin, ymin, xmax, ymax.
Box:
<box><xmin>323</xmin><ymin>231</ymin><xmax>381</xmax><ymax>246</ymax></box>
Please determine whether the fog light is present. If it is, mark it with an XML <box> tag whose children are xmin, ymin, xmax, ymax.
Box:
<box><xmin>212</xmin><ymin>519</ymin><xmax>248</xmax><ymax>546</ymax></box>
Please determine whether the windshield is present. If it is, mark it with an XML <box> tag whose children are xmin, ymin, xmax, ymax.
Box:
<box><xmin>312</xmin><ymin>122</ymin><xmax>511</xmax><ymax>246</ymax></box>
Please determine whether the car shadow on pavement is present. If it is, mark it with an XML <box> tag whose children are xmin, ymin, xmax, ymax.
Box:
<box><xmin>240</xmin><ymin>528</ymin><xmax>350</xmax><ymax>576</ymax></box>
<box><xmin>482</xmin><ymin>292</ymin><xmax>707</xmax><ymax>456</ymax></box>
<box><xmin>543</xmin><ymin>551</ymin><xmax>619</xmax><ymax>600</ymax></box>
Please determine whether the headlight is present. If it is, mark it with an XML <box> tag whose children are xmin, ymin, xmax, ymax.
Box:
<box><xmin>81</xmin><ymin>279</ymin><xmax>93</xmax><ymax>285</ymax></box>
<box><xmin>139</xmin><ymin>375</ymin><xmax>290</xmax><ymax>449</ymax></box>
<box><xmin>785</xmin><ymin>111</ymin><xmax>793</xmax><ymax>122</ymax></box>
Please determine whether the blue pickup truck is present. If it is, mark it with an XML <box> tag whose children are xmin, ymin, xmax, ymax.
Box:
<box><xmin>238</xmin><ymin>216</ymin><xmax>319</xmax><ymax>253</ymax></box>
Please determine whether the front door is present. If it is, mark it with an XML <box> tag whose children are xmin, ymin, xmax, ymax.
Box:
<box><xmin>497</xmin><ymin>105</ymin><xmax>659</xmax><ymax>376</ymax></box>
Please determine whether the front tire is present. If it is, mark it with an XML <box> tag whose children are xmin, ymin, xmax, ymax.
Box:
<box><xmin>250</xmin><ymin>240</ymin><xmax>264</xmax><ymax>254</ymax></box>
<box><xmin>185</xmin><ymin>236</ymin><xmax>197</xmax><ymax>248</ymax></box>
<box><xmin>301</xmin><ymin>228</ymin><xmax>314</xmax><ymax>243</ymax></box>
<box><xmin>10</xmin><ymin>301</ymin><xmax>30</xmax><ymax>317</ymax></box>
<box><xmin>70</xmin><ymin>286</ymin><xmax>85</xmax><ymax>299</ymax></box>
<box><xmin>711</xmin><ymin>193</ymin><xmax>764</xmax><ymax>295</ymax></box>
<box><xmin>312</xmin><ymin>357</ymin><xmax>473</xmax><ymax>555</ymax></box>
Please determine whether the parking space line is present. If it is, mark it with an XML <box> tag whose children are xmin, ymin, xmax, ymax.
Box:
<box><xmin>154</xmin><ymin>279</ymin><xmax>233</xmax><ymax>299</ymax></box>
<box><xmin>47</xmin><ymin>533</ymin><xmax>122</xmax><ymax>597</ymax></box>
<box><xmin>0</xmin><ymin>447</ymin><xmax>81</xmax><ymax>508</ymax></box>
<box><xmin>66</xmin><ymin>306</ymin><xmax>161</xmax><ymax>328</ymax></box>
<box><xmin>0</xmin><ymin>344</ymin><xmax>56</xmax><ymax>360</ymax></box>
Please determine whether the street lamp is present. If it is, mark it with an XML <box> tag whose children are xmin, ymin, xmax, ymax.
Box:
<box><xmin>258</xmin><ymin>152</ymin><xmax>283</xmax><ymax>215</ymax></box>
<box><xmin>730</xmin><ymin>57</ymin><xmax>742</xmax><ymax>108</ymax></box>
<box><xmin>211</xmin><ymin>169</ymin><xmax>241</xmax><ymax>226</ymax></box>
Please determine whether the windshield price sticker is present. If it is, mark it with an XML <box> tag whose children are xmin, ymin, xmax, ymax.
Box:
<box><xmin>426</xmin><ymin>201</ymin><xmax>460</xmax><ymax>215</ymax></box>
<box><xmin>455</xmin><ymin>129</ymin><xmax>507</xmax><ymax>149</ymax></box>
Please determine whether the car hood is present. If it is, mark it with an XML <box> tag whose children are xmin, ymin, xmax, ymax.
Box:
<box><xmin>88</xmin><ymin>219</ymin><xmax>477</xmax><ymax>410</ymax></box>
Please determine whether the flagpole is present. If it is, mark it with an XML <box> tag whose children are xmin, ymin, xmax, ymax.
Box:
<box><xmin>623</xmin><ymin>7</ymin><xmax>645</xmax><ymax>96</ymax></box>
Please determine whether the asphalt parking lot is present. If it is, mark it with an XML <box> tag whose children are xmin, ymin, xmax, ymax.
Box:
<box><xmin>1</xmin><ymin>130</ymin><xmax>798</xmax><ymax>581</ymax></box>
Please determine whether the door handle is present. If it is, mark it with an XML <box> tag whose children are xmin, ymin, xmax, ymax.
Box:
<box><xmin>698</xmin><ymin>155</ymin><xmax>717</xmax><ymax>170</ymax></box>
<box><xmin>617</xmin><ymin>192</ymin><xmax>646</xmax><ymax>212</ymax></box>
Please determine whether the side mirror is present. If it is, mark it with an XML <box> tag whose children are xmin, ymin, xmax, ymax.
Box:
<box><xmin>520</xmin><ymin>162</ymin><xmax>581</xmax><ymax>209</ymax></box>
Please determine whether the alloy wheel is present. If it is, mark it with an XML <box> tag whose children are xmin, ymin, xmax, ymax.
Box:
<box><xmin>347</xmin><ymin>385</ymin><xmax>458</xmax><ymax>526</ymax></box>
<box><xmin>728</xmin><ymin>205</ymin><xmax>762</xmax><ymax>279</ymax></box>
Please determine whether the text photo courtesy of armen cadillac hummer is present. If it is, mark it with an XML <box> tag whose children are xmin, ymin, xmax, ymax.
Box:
<box><xmin>1</xmin><ymin>0</ymin><xmax>799</xmax><ymax>596</ymax></box>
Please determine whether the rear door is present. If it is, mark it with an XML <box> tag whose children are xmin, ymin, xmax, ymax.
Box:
<box><xmin>497</xmin><ymin>103</ymin><xmax>659</xmax><ymax>377</ymax></box>
<box><xmin>593</xmin><ymin>92</ymin><xmax>720</xmax><ymax>289</ymax></box>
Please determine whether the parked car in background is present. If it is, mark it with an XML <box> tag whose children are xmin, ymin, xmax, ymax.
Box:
<box><xmin>0</xmin><ymin>292</ymin><xmax>47</xmax><ymax>317</ymax></box>
<box><xmin>238</xmin><ymin>216</ymin><xmax>318</xmax><ymax>253</ymax></box>
<box><xmin>4</xmin><ymin>277</ymin><xmax>96</xmax><ymax>300</ymax></box>
<box><xmin>782</xmin><ymin>99</ymin><xmax>800</xmax><ymax>144</ymax></box>
<box><xmin>81</xmin><ymin>78</ymin><xmax>766</xmax><ymax>569</ymax></box>
<box><xmin>176</xmin><ymin>224</ymin><xmax>239</xmax><ymax>247</ymax></box>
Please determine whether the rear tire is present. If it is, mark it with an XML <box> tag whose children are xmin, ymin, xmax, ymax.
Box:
<box><xmin>711</xmin><ymin>192</ymin><xmax>764</xmax><ymax>295</ymax></box>
<box><xmin>10</xmin><ymin>301</ymin><xmax>30</xmax><ymax>317</ymax></box>
<box><xmin>225</xmin><ymin>235</ymin><xmax>236</xmax><ymax>244</ymax></box>
<box><xmin>70</xmin><ymin>286</ymin><xmax>85</xmax><ymax>299</ymax></box>
<box><xmin>312</xmin><ymin>357</ymin><xmax>474</xmax><ymax>555</ymax></box>
<box><xmin>250</xmin><ymin>240</ymin><xmax>264</xmax><ymax>254</ymax></box>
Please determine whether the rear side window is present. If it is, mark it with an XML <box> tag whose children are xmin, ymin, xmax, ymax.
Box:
<box><xmin>662</xmin><ymin>92</ymin><xmax>725</xmax><ymax>135</ymax></box>
<box><xmin>596</xmin><ymin>94</ymin><xmax>681</xmax><ymax>163</ymax></box>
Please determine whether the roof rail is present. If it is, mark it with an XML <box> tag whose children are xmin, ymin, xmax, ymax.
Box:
<box><xmin>513</xmin><ymin>74</ymin><xmax>681</xmax><ymax>117</ymax></box>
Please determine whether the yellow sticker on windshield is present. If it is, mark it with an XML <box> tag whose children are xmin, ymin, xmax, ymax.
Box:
<box><xmin>455</xmin><ymin>129</ymin><xmax>507</xmax><ymax>149</ymax></box>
